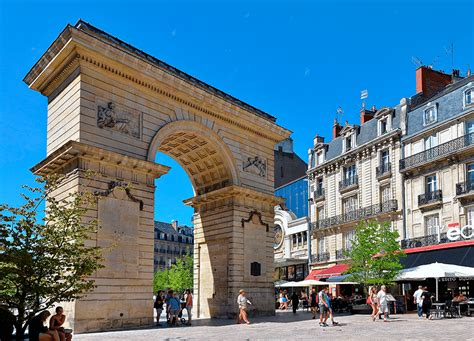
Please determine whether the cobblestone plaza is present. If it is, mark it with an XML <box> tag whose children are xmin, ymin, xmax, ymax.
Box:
<box><xmin>75</xmin><ymin>311</ymin><xmax>473</xmax><ymax>340</ymax></box>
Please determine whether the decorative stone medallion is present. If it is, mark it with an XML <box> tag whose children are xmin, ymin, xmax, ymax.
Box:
<box><xmin>274</xmin><ymin>224</ymin><xmax>284</xmax><ymax>249</ymax></box>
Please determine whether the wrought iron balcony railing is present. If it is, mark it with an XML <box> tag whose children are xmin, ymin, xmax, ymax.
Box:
<box><xmin>312</xmin><ymin>200</ymin><xmax>398</xmax><ymax>230</ymax></box>
<box><xmin>400</xmin><ymin>133</ymin><xmax>474</xmax><ymax>170</ymax></box>
<box><xmin>313</xmin><ymin>252</ymin><xmax>330</xmax><ymax>263</ymax></box>
<box><xmin>456</xmin><ymin>181</ymin><xmax>474</xmax><ymax>196</ymax></box>
<box><xmin>401</xmin><ymin>232</ymin><xmax>449</xmax><ymax>249</ymax></box>
<box><xmin>339</xmin><ymin>176</ymin><xmax>358</xmax><ymax>191</ymax></box>
<box><xmin>418</xmin><ymin>190</ymin><xmax>442</xmax><ymax>206</ymax></box>
<box><xmin>335</xmin><ymin>248</ymin><xmax>351</xmax><ymax>260</ymax></box>
<box><xmin>314</xmin><ymin>188</ymin><xmax>325</xmax><ymax>201</ymax></box>
<box><xmin>376</xmin><ymin>163</ymin><xmax>391</xmax><ymax>177</ymax></box>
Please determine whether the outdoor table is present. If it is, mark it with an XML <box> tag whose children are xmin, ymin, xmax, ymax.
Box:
<box><xmin>459</xmin><ymin>301</ymin><xmax>474</xmax><ymax>316</ymax></box>
<box><xmin>431</xmin><ymin>303</ymin><xmax>446</xmax><ymax>319</ymax></box>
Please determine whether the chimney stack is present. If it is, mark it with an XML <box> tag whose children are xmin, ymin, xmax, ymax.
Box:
<box><xmin>332</xmin><ymin>119</ymin><xmax>342</xmax><ymax>139</ymax></box>
<box><xmin>171</xmin><ymin>220</ymin><xmax>178</xmax><ymax>230</ymax></box>
<box><xmin>313</xmin><ymin>134</ymin><xmax>325</xmax><ymax>146</ymax></box>
<box><xmin>360</xmin><ymin>105</ymin><xmax>376</xmax><ymax>124</ymax></box>
<box><xmin>416</xmin><ymin>66</ymin><xmax>452</xmax><ymax>98</ymax></box>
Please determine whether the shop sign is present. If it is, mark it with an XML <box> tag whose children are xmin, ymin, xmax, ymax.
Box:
<box><xmin>446</xmin><ymin>225</ymin><xmax>474</xmax><ymax>241</ymax></box>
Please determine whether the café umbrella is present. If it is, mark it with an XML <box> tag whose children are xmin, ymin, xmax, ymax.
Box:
<box><xmin>395</xmin><ymin>262</ymin><xmax>474</xmax><ymax>300</ymax></box>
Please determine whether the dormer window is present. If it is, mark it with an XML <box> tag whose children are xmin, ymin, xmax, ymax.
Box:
<box><xmin>423</xmin><ymin>105</ymin><xmax>437</xmax><ymax>126</ymax></box>
<box><xmin>380</xmin><ymin>118</ymin><xmax>387</xmax><ymax>135</ymax></box>
<box><xmin>345</xmin><ymin>136</ymin><xmax>352</xmax><ymax>151</ymax></box>
<box><xmin>316</xmin><ymin>151</ymin><xmax>324</xmax><ymax>165</ymax></box>
<box><xmin>465</xmin><ymin>88</ymin><xmax>473</xmax><ymax>107</ymax></box>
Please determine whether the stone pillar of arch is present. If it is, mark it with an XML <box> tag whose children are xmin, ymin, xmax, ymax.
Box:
<box><xmin>24</xmin><ymin>20</ymin><xmax>290</xmax><ymax>333</ymax></box>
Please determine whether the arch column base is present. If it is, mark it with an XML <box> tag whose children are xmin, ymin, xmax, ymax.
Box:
<box><xmin>185</xmin><ymin>186</ymin><xmax>283</xmax><ymax>319</ymax></box>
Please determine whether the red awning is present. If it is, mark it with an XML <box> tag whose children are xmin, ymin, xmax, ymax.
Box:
<box><xmin>305</xmin><ymin>264</ymin><xmax>349</xmax><ymax>280</ymax></box>
<box><xmin>404</xmin><ymin>239</ymin><xmax>474</xmax><ymax>254</ymax></box>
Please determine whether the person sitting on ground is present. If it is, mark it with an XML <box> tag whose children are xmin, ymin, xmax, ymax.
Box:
<box><xmin>49</xmin><ymin>307</ymin><xmax>72</xmax><ymax>341</ymax></box>
<box><xmin>168</xmin><ymin>292</ymin><xmax>182</xmax><ymax>326</ymax></box>
<box><xmin>29</xmin><ymin>311</ymin><xmax>59</xmax><ymax>341</ymax></box>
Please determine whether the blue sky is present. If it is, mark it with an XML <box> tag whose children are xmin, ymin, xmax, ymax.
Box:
<box><xmin>0</xmin><ymin>0</ymin><xmax>472</xmax><ymax>226</ymax></box>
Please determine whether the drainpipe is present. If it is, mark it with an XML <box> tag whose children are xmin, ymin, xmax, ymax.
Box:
<box><xmin>401</xmin><ymin>142</ymin><xmax>407</xmax><ymax>240</ymax></box>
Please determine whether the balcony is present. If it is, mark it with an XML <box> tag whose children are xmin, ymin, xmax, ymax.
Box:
<box><xmin>335</xmin><ymin>248</ymin><xmax>351</xmax><ymax>260</ymax></box>
<box><xmin>313</xmin><ymin>252</ymin><xmax>330</xmax><ymax>263</ymax></box>
<box><xmin>312</xmin><ymin>200</ymin><xmax>398</xmax><ymax>230</ymax></box>
<box><xmin>418</xmin><ymin>190</ymin><xmax>442</xmax><ymax>211</ymax></box>
<box><xmin>376</xmin><ymin>163</ymin><xmax>392</xmax><ymax>180</ymax></box>
<box><xmin>401</xmin><ymin>232</ymin><xmax>449</xmax><ymax>249</ymax></box>
<box><xmin>400</xmin><ymin>133</ymin><xmax>474</xmax><ymax>171</ymax></box>
<box><xmin>313</xmin><ymin>188</ymin><xmax>325</xmax><ymax>202</ymax></box>
<box><xmin>339</xmin><ymin>176</ymin><xmax>358</xmax><ymax>193</ymax></box>
<box><xmin>456</xmin><ymin>181</ymin><xmax>474</xmax><ymax>203</ymax></box>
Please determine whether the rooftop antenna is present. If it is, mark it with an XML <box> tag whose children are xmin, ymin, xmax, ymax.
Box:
<box><xmin>444</xmin><ymin>43</ymin><xmax>454</xmax><ymax>71</ymax></box>
<box><xmin>360</xmin><ymin>89</ymin><xmax>368</xmax><ymax>109</ymax></box>
<box><xmin>411</xmin><ymin>56</ymin><xmax>423</xmax><ymax>68</ymax></box>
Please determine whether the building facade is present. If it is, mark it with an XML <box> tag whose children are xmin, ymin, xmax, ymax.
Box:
<box><xmin>154</xmin><ymin>220</ymin><xmax>194</xmax><ymax>271</ymax></box>
<box><xmin>400</xmin><ymin>68</ymin><xmax>474</xmax><ymax>252</ymax></box>
<box><xmin>307</xmin><ymin>106</ymin><xmax>404</xmax><ymax>272</ymax></box>
<box><xmin>273</xmin><ymin>139</ymin><xmax>310</xmax><ymax>282</ymax></box>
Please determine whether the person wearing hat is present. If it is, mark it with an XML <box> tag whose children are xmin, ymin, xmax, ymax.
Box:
<box><xmin>236</xmin><ymin>289</ymin><xmax>252</xmax><ymax>324</ymax></box>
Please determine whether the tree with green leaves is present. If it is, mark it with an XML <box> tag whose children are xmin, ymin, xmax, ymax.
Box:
<box><xmin>153</xmin><ymin>255</ymin><xmax>193</xmax><ymax>294</ymax></box>
<box><xmin>0</xmin><ymin>175</ymin><xmax>104</xmax><ymax>340</ymax></box>
<box><xmin>345</xmin><ymin>220</ymin><xmax>405</xmax><ymax>288</ymax></box>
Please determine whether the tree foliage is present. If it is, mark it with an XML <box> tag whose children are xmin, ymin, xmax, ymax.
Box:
<box><xmin>345</xmin><ymin>220</ymin><xmax>405</xmax><ymax>287</ymax></box>
<box><xmin>0</xmin><ymin>174</ymin><xmax>104</xmax><ymax>339</ymax></box>
<box><xmin>153</xmin><ymin>255</ymin><xmax>193</xmax><ymax>293</ymax></box>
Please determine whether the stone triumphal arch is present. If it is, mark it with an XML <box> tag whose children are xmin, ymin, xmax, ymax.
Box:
<box><xmin>24</xmin><ymin>21</ymin><xmax>290</xmax><ymax>332</ymax></box>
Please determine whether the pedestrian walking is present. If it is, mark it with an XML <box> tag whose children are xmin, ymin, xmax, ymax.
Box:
<box><xmin>237</xmin><ymin>289</ymin><xmax>252</xmax><ymax>325</ymax></box>
<box><xmin>318</xmin><ymin>287</ymin><xmax>329</xmax><ymax>327</ymax></box>
<box><xmin>413</xmin><ymin>285</ymin><xmax>424</xmax><ymax>318</ymax></box>
<box><xmin>310</xmin><ymin>288</ymin><xmax>318</xmax><ymax>319</ymax></box>
<box><xmin>325</xmin><ymin>290</ymin><xmax>339</xmax><ymax>326</ymax></box>
<box><xmin>367</xmin><ymin>286</ymin><xmax>379</xmax><ymax>321</ymax></box>
<box><xmin>154</xmin><ymin>290</ymin><xmax>164</xmax><ymax>326</ymax></box>
<box><xmin>290</xmin><ymin>291</ymin><xmax>299</xmax><ymax>314</ymax></box>
<box><xmin>376</xmin><ymin>285</ymin><xmax>389</xmax><ymax>322</ymax></box>
<box><xmin>421</xmin><ymin>286</ymin><xmax>434</xmax><ymax>320</ymax></box>
<box><xmin>185</xmin><ymin>289</ymin><xmax>193</xmax><ymax>325</ymax></box>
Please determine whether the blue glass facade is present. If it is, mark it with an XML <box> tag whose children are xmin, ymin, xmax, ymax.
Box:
<box><xmin>275</xmin><ymin>177</ymin><xmax>308</xmax><ymax>218</ymax></box>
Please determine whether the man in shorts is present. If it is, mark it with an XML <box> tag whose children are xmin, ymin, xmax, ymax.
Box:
<box><xmin>318</xmin><ymin>287</ymin><xmax>329</xmax><ymax>327</ymax></box>
<box><xmin>377</xmin><ymin>285</ymin><xmax>389</xmax><ymax>322</ymax></box>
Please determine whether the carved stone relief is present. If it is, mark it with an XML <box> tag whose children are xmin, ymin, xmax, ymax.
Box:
<box><xmin>242</xmin><ymin>156</ymin><xmax>267</xmax><ymax>177</ymax></box>
<box><xmin>97</xmin><ymin>101</ymin><xmax>141</xmax><ymax>138</ymax></box>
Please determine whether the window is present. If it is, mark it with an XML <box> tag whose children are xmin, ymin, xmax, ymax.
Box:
<box><xmin>344</xmin><ymin>230</ymin><xmax>355</xmax><ymax>250</ymax></box>
<box><xmin>345</xmin><ymin>136</ymin><xmax>352</xmax><ymax>151</ymax></box>
<box><xmin>343</xmin><ymin>195</ymin><xmax>358</xmax><ymax>213</ymax></box>
<box><xmin>317</xmin><ymin>151</ymin><xmax>324</xmax><ymax>165</ymax></box>
<box><xmin>310</xmin><ymin>151</ymin><xmax>316</xmax><ymax>168</ymax></box>
<box><xmin>316</xmin><ymin>206</ymin><xmax>325</xmax><ymax>220</ymax></box>
<box><xmin>467</xmin><ymin>207</ymin><xmax>474</xmax><ymax>226</ymax></box>
<box><xmin>380</xmin><ymin>185</ymin><xmax>391</xmax><ymax>203</ymax></box>
<box><xmin>303</xmin><ymin>232</ymin><xmax>307</xmax><ymax>244</ymax></box>
<box><xmin>465</xmin><ymin>88</ymin><xmax>473</xmax><ymax>107</ymax></box>
<box><xmin>466</xmin><ymin>120</ymin><xmax>474</xmax><ymax>135</ymax></box>
<box><xmin>380</xmin><ymin>118</ymin><xmax>387</xmax><ymax>135</ymax></box>
<box><xmin>425</xmin><ymin>174</ymin><xmax>437</xmax><ymax>193</ymax></box>
<box><xmin>424</xmin><ymin>134</ymin><xmax>438</xmax><ymax>150</ymax></box>
<box><xmin>380</xmin><ymin>149</ymin><xmax>390</xmax><ymax>172</ymax></box>
<box><xmin>316</xmin><ymin>178</ymin><xmax>323</xmax><ymax>196</ymax></box>
<box><xmin>425</xmin><ymin>214</ymin><xmax>439</xmax><ymax>236</ymax></box>
<box><xmin>468</xmin><ymin>164</ymin><xmax>474</xmax><ymax>185</ymax></box>
<box><xmin>423</xmin><ymin>106</ymin><xmax>437</xmax><ymax>126</ymax></box>
<box><xmin>297</xmin><ymin>233</ymin><xmax>302</xmax><ymax>246</ymax></box>
<box><xmin>318</xmin><ymin>237</ymin><xmax>325</xmax><ymax>253</ymax></box>
<box><xmin>344</xmin><ymin>164</ymin><xmax>357</xmax><ymax>180</ymax></box>
<box><xmin>292</xmin><ymin>234</ymin><xmax>297</xmax><ymax>247</ymax></box>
